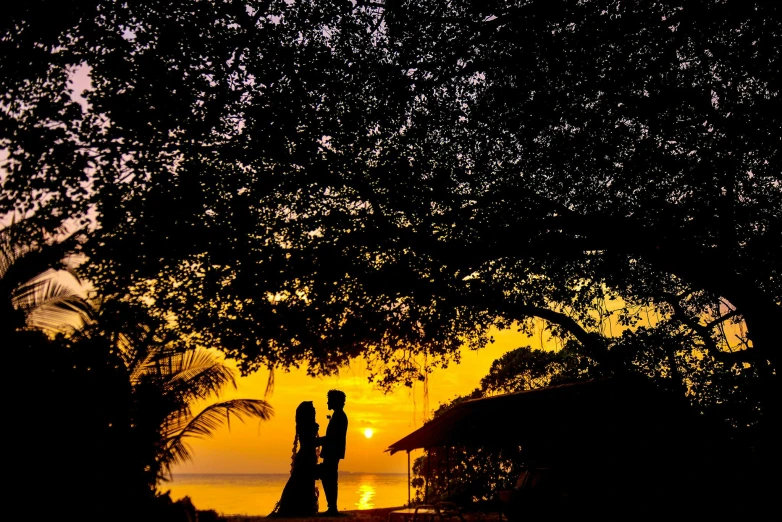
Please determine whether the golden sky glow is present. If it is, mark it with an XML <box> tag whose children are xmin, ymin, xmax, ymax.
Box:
<box><xmin>171</xmin><ymin>325</ymin><xmax>559</xmax><ymax>474</ymax></box>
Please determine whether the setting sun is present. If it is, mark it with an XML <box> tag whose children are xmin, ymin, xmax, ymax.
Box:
<box><xmin>363</xmin><ymin>428</ymin><xmax>374</xmax><ymax>439</ymax></box>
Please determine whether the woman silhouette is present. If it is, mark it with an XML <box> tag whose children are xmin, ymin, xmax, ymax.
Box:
<box><xmin>268</xmin><ymin>401</ymin><xmax>320</xmax><ymax>517</ymax></box>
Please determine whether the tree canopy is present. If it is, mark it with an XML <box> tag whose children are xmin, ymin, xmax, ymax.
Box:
<box><xmin>3</xmin><ymin>0</ymin><xmax>780</xmax><ymax>399</ymax></box>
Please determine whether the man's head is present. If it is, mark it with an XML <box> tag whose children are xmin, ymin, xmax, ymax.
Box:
<box><xmin>327</xmin><ymin>389</ymin><xmax>346</xmax><ymax>411</ymax></box>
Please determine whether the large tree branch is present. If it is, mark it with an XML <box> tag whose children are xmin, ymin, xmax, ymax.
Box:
<box><xmin>505</xmin><ymin>302</ymin><xmax>610</xmax><ymax>362</ymax></box>
<box><xmin>454</xmin><ymin>191</ymin><xmax>781</xmax><ymax>360</ymax></box>
<box><xmin>658</xmin><ymin>292</ymin><xmax>754</xmax><ymax>366</ymax></box>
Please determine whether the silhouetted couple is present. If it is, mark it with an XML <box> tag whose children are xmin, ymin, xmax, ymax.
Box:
<box><xmin>269</xmin><ymin>389</ymin><xmax>348</xmax><ymax>518</ymax></box>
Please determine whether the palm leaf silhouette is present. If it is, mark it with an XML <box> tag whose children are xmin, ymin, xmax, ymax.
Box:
<box><xmin>160</xmin><ymin>399</ymin><xmax>274</xmax><ymax>475</ymax></box>
<box><xmin>1</xmin><ymin>218</ymin><xmax>92</xmax><ymax>333</ymax></box>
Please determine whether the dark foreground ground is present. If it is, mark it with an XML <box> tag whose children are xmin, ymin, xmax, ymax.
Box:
<box><xmin>216</xmin><ymin>506</ymin><xmax>502</xmax><ymax>522</ymax></box>
<box><xmin>219</xmin><ymin>507</ymin><xmax>405</xmax><ymax>522</ymax></box>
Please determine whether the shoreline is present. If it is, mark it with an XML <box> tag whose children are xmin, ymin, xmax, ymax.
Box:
<box><xmin>220</xmin><ymin>507</ymin><xmax>406</xmax><ymax>522</ymax></box>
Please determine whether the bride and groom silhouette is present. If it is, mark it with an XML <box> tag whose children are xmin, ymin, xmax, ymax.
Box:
<box><xmin>269</xmin><ymin>389</ymin><xmax>349</xmax><ymax>518</ymax></box>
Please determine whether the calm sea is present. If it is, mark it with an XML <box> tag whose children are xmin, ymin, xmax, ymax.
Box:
<box><xmin>166</xmin><ymin>473</ymin><xmax>411</xmax><ymax>517</ymax></box>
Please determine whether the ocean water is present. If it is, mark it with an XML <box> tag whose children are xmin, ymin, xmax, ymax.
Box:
<box><xmin>166</xmin><ymin>473</ymin><xmax>411</xmax><ymax>517</ymax></box>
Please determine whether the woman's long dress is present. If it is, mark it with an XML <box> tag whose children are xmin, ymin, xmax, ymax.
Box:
<box><xmin>268</xmin><ymin>422</ymin><xmax>320</xmax><ymax>517</ymax></box>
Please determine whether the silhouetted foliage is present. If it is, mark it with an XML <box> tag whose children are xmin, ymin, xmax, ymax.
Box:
<box><xmin>45</xmin><ymin>299</ymin><xmax>274</xmax><ymax>516</ymax></box>
<box><xmin>3</xmin><ymin>0</ymin><xmax>780</xmax><ymax>486</ymax></box>
<box><xmin>0</xmin><ymin>218</ymin><xmax>92</xmax><ymax>334</ymax></box>
<box><xmin>411</xmin><ymin>444</ymin><xmax>523</xmax><ymax>506</ymax></box>
<box><xmin>2</xmin><ymin>224</ymin><xmax>271</xmax><ymax>519</ymax></box>
<box><xmin>9</xmin><ymin>290</ymin><xmax>273</xmax><ymax>519</ymax></box>
<box><xmin>4</xmin><ymin>0</ymin><xmax>778</xmax><ymax>383</ymax></box>
<box><xmin>410</xmin><ymin>347</ymin><xmax>582</xmax><ymax>507</ymax></box>
<box><xmin>410</xmin><ymin>349</ymin><xmax>764</xmax><ymax>518</ymax></box>
<box><xmin>1</xmin><ymin>218</ymin><xmax>108</xmax><ymax>517</ymax></box>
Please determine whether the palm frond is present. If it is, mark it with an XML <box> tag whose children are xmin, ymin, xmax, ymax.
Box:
<box><xmin>14</xmin><ymin>272</ymin><xmax>78</xmax><ymax>310</ymax></box>
<box><xmin>157</xmin><ymin>348</ymin><xmax>238</xmax><ymax>402</ymax></box>
<box><xmin>136</xmin><ymin>347</ymin><xmax>240</xmax><ymax>440</ymax></box>
<box><xmin>158</xmin><ymin>436</ymin><xmax>195</xmax><ymax>480</ymax></box>
<box><xmin>159</xmin><ymin>405</ymin><xmax>197</xmax><ymax>440</ymax></box>
<box><xmin>114</xmin><ymin>331</ymin><xmax>143</xmax><ymax>371</ymax></box>
<box><xmin>20</xmin><ymin>275</ymin><xmax>95</xmax><ymax>333</ymax></box>
<box><xmin>1</xmin><ymin>230</ymin><xmax>82</xmax><ymax>291</ymax></box>
<box><xmin>160</xmin><ymin>399</ymin><xmax>274</xmax><ymax>471</ymax></box>
<box><xmin>2</xmin><ymin>219</ymin><xmax>90</xmax><ymax>334</ymax></box>
<box><xmin>27</xmin><ymin>296</ymin><xmax>96</xmax><ymax>333</ymax></box>
<box><xmin>122</xmin><ymin>325</ymin><xmax>169</xmax><ymax>382</ymax></box>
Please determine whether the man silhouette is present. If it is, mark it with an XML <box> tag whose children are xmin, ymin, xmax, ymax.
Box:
<box><xmin>317</xmin><ymin>389</ymin><xmax>348</xmax><ymax>516</ymax></box>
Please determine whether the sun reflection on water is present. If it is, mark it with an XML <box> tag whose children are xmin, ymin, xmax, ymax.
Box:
<box><xmin>355</xmin><ymin>482</ymin><xmax>377</xmax><ymax>510</ymax></box>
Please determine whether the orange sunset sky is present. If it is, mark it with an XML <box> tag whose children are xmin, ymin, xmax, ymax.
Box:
<box><xmin>171</xmin><ymin>325</ymin><xmax>558</xmax><ymax>475</ymax></box>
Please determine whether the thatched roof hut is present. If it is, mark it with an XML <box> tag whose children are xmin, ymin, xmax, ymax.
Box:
<box><xmin>386</xmin><ymin>375</ymin><xmax>729</xmax><ymax>519</ymax></box>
